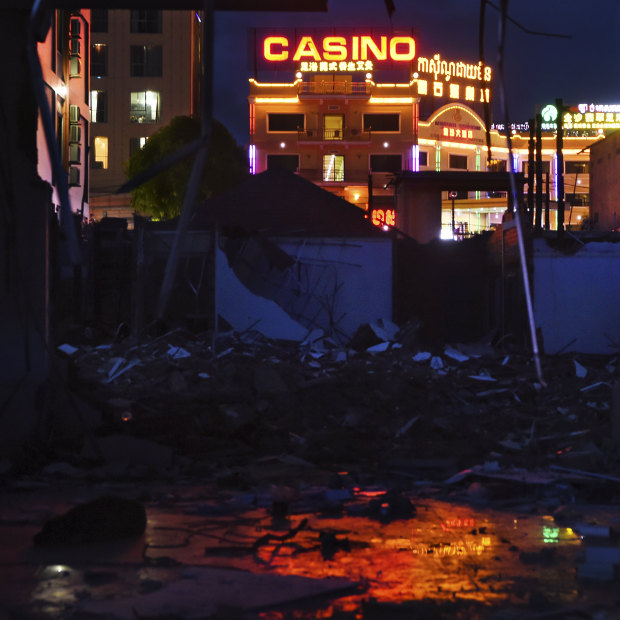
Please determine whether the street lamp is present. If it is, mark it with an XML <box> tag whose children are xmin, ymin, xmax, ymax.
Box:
<box><xmin>449</xmin><ymin>191</ymin><xmax>458</xmax><ymax>238</ymax></box>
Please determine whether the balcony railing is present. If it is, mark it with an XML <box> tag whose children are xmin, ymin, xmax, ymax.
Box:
<box><xmin>297</xmin><ymin>128</ymin><xmax>372</xmax><ymax>142</ymax></box>
<box><xmin>299</xmin><ymin>81</ymin><xmax>371</xmax><ymax>96</ymax></box>
<box><xmin>298</xmin><ymin>169</ymin><xmax>397</xmax><ymax>185</ymax></box>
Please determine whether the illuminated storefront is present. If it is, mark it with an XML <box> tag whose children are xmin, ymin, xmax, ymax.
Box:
<box><xmin>249</xmin><ymin>28</ymin><xmax>604</xmax><ymax>236</ymax></box>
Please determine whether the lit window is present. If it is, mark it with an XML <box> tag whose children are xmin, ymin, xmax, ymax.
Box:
<box><xmin>129</xmin><ymin>137</ymin><xmax>148</xmax><ymax>157</ymax></box>
<box><xmin>93</xmin><ymin>136</ymin><xmax>108</xmax><ymax>169</ymax></box>
<box><xmin>130</xmin><ymin>91</ymin><xmax>160</xmax><ymax>123</ymax></box>
<box><xmin>89</xmin><ymin>90</ymin><xmax>107</xmax><ymax>123</ymax></box>
<box><xmin>323</xmin><ymin>154</ymin><xmax>344</xmax><ymax>181</ymax></box>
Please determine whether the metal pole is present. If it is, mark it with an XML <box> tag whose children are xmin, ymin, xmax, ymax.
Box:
<box><xmin>556</xmin><ymin>98</ymin><xmax>565</xmax><ymax>235</ymax></box>
<box><xmin>535</xmin><ymin>113</ymin><xmax>543</xmax><ymax>231</ymax></box>
<box><xmin>527</xmin><ymin>118</ymin><xmax>535</xmax><ymax>227</ymax></box>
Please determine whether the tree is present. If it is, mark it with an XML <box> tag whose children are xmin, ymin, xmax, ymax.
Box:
<box><xmin>124</xmin><ymin>116</ymin><xmax>249</xmax><ymax>220</ymax></box>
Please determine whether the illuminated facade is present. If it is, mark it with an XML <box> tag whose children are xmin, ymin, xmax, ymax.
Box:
<box><xmin>589</xmin><ymin>130</ymin><xmax>620</xmax><ymax>231</ymax></box>
<box><xmin>88</xmin><ymin>9</ymin><xmax>201</xmax><ymax>222</ymax></box>
<box><xmin>37</xmin><ymin>9</ymin><xmax>91</xmax><ymax>221</ymax></box>
<box><xmin>249</xmin><ymin>29</ymin><xmax>603</xmax><ymax>237</ymax></box>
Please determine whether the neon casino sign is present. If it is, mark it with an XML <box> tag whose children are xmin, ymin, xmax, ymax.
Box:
<box><xmin>259</xmin><ymin>30</ymin><xmax>415</xmax><ymax>73</ymax></box>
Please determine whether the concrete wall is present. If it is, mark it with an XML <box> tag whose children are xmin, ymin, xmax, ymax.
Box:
<box><xmin>590</xmin><ymin>132</ymin><xmax>620</xmax><ymax>232</ymax></box>
<box><xmin>533</xmin><ymin>238</ymin><xmax>620</xmax><ymax>354</ymax></box>
<box><xmin>217</xmin><ymin>237</ymin><xmax>393</xmax><ymax>343</ymax></box>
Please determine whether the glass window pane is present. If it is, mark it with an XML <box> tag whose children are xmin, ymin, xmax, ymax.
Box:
<box><xmin>130</xmin><ymin>45</ymin><xmax>162</xmax><ymax>77</ymax></box>
<box><xmin>363</xmin><ymin>113</ymin><xmax>399</xmax><ymax>132</ymax></box>
<box><xmin>89</xmin><ymin>90</ymin><xmax>107</xmax><ymax>123</ymax></box>
<box><xmin>129</xmin><ymin>137</ymin><xmax>148</xmax><ymax>157</ymax></box>
<box><xmin>130</xmin><ymin>10</ymin><xmax>162</xmax><ymax>34</ymax></box>
<box><xmin>323</xmin><ymin>154</ymin><xmax>344</xmax><ymax>181</ymax></box>
<box><xmin>449</xmin><ymin>154</ymin><xmax>468</xmax><ymax>170</ymax></box>
<box><xmin>91</xmin><ymin>43</ymin><xmax>108</xmax><ymax>77</ymax></box>
<box><xmin>130</xmin><ymin>91</ymin><xmax>160</xmax><ymax>123</ymax></box>
<box><xmin>268</xmin><ymin>114</ymin><xmax>304</xmax><ymax>132</ymax></box>
<box><xmin>93</xmin><ymin>136</ymin><xmax>108</xmax><ymax>169</ymax></box>
<box><xmin>91</xmin><ymin>9</ymin><xmax>108</xmax><ymax>33</ymax></box>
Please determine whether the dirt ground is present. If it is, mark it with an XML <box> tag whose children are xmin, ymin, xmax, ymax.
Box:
<box><xmin>4</xmin><ymin>324</ymin><xmax>620</xmax><ymax>619</ymax></box>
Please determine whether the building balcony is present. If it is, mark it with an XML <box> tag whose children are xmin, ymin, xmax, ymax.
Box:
<box><xmin>297</xmin><ymin>128</ymin><xmax>372</xmax><ymax>142</ymax></box>
<box><xmin>298</xmin><ymin>169</ymin><xmax>397</xmax><ymax>187</ymax></box>
<box><xmin>298</xmin><ymin>81</ymin><xmax>371</xmax><ymax>96</ymax></box>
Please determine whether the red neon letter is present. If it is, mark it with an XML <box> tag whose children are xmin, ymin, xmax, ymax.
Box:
<box><xmin>323</xmin><ymin>36</ymin><xmax>347</xmax><ymax>61</ymax></box>
<box><xmin>389</xmin><ymin>37</ymin><xmax>415</xmax><ymax>61</ymax></box>
<box><xmin>264</xmin><ymin>36</ymin><xmax>289</xmax><ymax>61</ymax></box>
<box><xmin>293</xmin><ymin>36</ymin><xmax>321</xmax><ymax>62</ymax></box>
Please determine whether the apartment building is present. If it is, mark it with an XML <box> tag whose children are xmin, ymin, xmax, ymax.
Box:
<box><xmin>88</xmin><ymin>8</ymin><xmax>201</xmax><ymax>222</ymax></box>
<box><xmin>37</xmin><ymin>9</ymin><xmax>91</xmax><ymax>221</ymax></box>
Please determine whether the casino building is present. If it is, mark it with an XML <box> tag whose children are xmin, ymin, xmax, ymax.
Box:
<box><xmin>248</xmin><ymin>30</ymin><xmax>604</xmax><ymax>237</ymax></box>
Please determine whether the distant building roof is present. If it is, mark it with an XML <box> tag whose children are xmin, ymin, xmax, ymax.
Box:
<box><xmin>189</xmin><ymin>167</ymin><xmax>388</xmax><ymax>238</ymax></box>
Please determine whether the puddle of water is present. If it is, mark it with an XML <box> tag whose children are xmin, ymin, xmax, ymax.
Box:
<box><xmin>0</xmin><ymin>493</ymin><xmax>610</xmax><ymax>619</ymax></box>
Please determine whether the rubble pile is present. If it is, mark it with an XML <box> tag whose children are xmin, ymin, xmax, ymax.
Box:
<box><xmin>50</xmin><ymin>321</ymin><xmax>620</xmax><ymax>505</ymax></box>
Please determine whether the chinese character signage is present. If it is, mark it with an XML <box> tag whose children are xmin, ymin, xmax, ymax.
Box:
<box><xmin>538</xmin><ymin>102</ymin><xmax>620</xmax><ymax>132</ymax></box>
<box><xmin>565</xmin><ymin>103</ymin><xmax>620</xmax><ymax>131</ymax></box>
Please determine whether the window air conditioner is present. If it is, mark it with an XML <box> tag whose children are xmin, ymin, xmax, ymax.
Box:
<box><xmin>70</xmin><ymin>57</ymin><xmax>81</xmax><ymax>77</ymax></box>
<box><xmin>69</xmin><ymin>144</ymin><xmax>81</xmax><ymax>164</ymax></box>
<box><xmin>69</xmin><ymin>125</ymin><xmax>81</xmax><ymax>143</ymax></box>
<box><xmin>69</xmin><ymin>166</ymin><xmax>80</xmax><ymax>186</ymax></box>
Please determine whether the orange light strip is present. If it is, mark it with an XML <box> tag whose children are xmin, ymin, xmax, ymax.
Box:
<box><xmin>369</xmin><ymin>97</ymin><xmax>414</xmax><ymax>104</ymax></box>
<box><xmin>249</xmin><ymin>78</ymin><xmax>301</xmax><ymax>87</ymax></box>
<box><xmin>254</xmin><ymin>97</ymin><xmax>299</xmax><ymax>103</ymax></box>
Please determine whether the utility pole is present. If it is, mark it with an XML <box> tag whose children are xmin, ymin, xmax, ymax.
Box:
<box><xmin>527</xmin><ymin>118</ymin><xmax>535</xmax><ymax>228</ymax></box>
<box><xmin>535</xmin><ymin>113</ymin><xmax>543</xmax><ymax>231</ymax></box>
<box><xmin>556</xmin><ymin>98</ymin><xmax>565</xmax><ymax>235</ymax></box>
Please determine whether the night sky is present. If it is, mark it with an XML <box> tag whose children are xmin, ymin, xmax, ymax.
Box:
<box><xmin>212</xmin><ymin>0</ymin><xmax>620</xmax><ymax>146</ymax></box>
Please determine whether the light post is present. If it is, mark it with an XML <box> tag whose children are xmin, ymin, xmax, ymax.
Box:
<box><xmin>449</xmin><ymin>191</ymin><xmax>457</xmax><ymax>239</ymax></box>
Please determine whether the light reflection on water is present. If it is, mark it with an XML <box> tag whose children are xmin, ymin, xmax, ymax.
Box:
<box><xmin>231</xmin><ymin>499</ymin><xmax>583</xmax><ymax>614</ymax></box>
<box><xmin>21</xmin><ymin>497</ymin><xmax>586</xmax><ymax>619</ymax></box>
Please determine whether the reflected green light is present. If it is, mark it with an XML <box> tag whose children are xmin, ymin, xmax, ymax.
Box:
<box><xmin>542</xmin><ymin>525</ymin><xmax>560</xmax><ymax>543</ymax></box>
